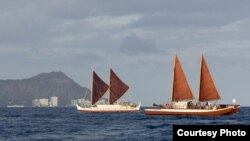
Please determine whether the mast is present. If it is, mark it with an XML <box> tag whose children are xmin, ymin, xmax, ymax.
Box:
<box><xmin>170</xmin><ymin>53</ymin><xmax>176</xmax><ymax>103</ymax></box>
<box><xmin>108</xmin><ymin>68</ymin><xmax>111</xmax><ymax>104</ymax></box>
<box><xmin>91</xmin><ymin>71</ymin><xmax>94</xmax><ymax>105</ymax></box>
<box><xmin>197</xmin><ymin>53</ymin><xmax>202</xmax><ymax>103</ymax></box>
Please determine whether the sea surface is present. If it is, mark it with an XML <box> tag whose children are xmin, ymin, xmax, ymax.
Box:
<box><xmin>0</xmin><ymin>107</ymin><xmax>249</xmax><ymax>141</ymax></box>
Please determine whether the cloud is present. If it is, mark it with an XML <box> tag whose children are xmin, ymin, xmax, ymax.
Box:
<box><xmin>0</xmin><ymin>0</ymin><xmax>250</xmax><ymax>106</ymax></box>
<box><xmin>120</xmin><ymin>33</ymin><xmax>159</xmax><ymax>55</ymax></box>
<box><xmin>85</xmin><ymin>14</ymin><xmax>143</xmax><ymax>28</ymax></box>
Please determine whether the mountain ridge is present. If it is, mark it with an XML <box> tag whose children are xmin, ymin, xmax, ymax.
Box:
<box><xmin>0</xmin><ymin>71</ymin><xmax>90</xmax><ymax>107</ymax></box>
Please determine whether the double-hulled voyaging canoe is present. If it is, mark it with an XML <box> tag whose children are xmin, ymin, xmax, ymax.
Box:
<box><xmin>144</xmin><ymin>54</ymin><xmax>240</xmax><ymax>116</ymax></box>
<box><xmin>76</xmin><ymin>69</ymin><xmax>140</xmax><ymax>113</ymax></box>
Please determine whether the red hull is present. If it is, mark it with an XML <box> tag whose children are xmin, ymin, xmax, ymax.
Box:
<box><xmin>144</xmin><ymin>105</ymin><xmax>240</xmax><ymax>116</ymax></box>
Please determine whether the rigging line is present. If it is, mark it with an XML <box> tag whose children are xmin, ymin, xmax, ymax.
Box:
<box><xmin>83</xmin><ymin>73</ymin><xmax>92</xmax><ymax>101</ymax></box>
<box><xmin>127</xmin><ymin>90</ymin><xmax>132</xmax><ymax>102</ymax></box>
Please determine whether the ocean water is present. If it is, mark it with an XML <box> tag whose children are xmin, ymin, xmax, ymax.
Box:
<box><xmin>0</xmin><ymin>107</ymin><xmax>249</xmax><ymax>141</ymax></box>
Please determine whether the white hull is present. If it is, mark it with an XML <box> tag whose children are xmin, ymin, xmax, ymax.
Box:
<box><xmin>76</xmin><ymin>103</ymin><xmax>141</xmax><ymax>113</ymax></box>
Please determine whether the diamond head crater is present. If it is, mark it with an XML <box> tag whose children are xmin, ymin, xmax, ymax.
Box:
<box><xmin>0</xmin><ymin>71</ymin><xmax>90</xmax><ymax>107</ymax></box>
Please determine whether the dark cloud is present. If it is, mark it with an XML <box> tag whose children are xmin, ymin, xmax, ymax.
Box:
<box><xmin>120</xmin><ymin>33</ymin><xmax>159</xmax><ymax>55</ymax></box>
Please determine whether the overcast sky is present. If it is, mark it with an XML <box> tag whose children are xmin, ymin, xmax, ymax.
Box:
<box><xmin>0</xmin><ymin>0</ymin><xmax>250</xmax><ymax>106</ymax></box>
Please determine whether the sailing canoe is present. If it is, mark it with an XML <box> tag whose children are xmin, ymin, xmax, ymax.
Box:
<box><xmin>144</xmin><ymin>54</ymin><xmax>240</xmax><ymax>116</ymax></box>
<box><xmin>76</xmin><ymin>69</ymin><xmax>140</xmax><ymax>113</ymax></box>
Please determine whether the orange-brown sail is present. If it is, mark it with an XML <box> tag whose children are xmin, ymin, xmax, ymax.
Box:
<box><xmin>172</xmin><ymin>54</ymin><xmax>194</xmax><ymax>101</ymax></box>
<box><xmin>92</xmin><ymin>71</ymin><xmax>109</xmax><ymax>105</ymax></box>
<box><xmin>109</xmin><ymin>69</ymin><xmax>129</xmax><ymax>104</ymax></box>
<box><xmin>198</xmin><ymin>55</ymin><xmax>221</xmax><ymax>101</ymax></box>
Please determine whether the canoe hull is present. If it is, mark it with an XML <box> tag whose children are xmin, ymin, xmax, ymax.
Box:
<box><xmin>76</xmin><ymin>103</ymin><xmax>141</xmax><ymax>113</ymax></box>
<box><xmin>144</xmin><ymin>105</ymin><xmax>240</xmax><ymax>116</ymax></box>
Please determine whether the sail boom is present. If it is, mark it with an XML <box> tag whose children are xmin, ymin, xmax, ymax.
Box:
<box><xmin>172</xmin><ymin>98</ymin><xmax>194</xmax><ymax>102</ymax></box>
<box><xmin>199</xmin><ymin>98</ymin><xmax>221</xmax><ymax>102</ymax></box>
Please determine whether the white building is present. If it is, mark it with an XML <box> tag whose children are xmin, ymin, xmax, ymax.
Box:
<box><xmin>32</xmin><ymin>96</ymin><xmax>58</xmax><ymax>107</ymax></box>
<box><xmin>32</xmin><ymin>99</ymin><xmax>40</xmax><ymax>107</ymax></box>
<box><xmin>49</xmin><ymin>96</ymin><xmax>58</xmax><ymax>107</ymax></box>
<box><xmin>71</xmin><ymin>99</ymin><xmax>78</xmax><ymax>106</ymax></box>
<box><xmin>71</xmin><ymin>98</ymin><xmax>90</xmax><ymax>106</ymax></box>
<box><xmin>39</xmin><ymin>98</ymin><xmax>49</xmax><ymax>107</ymax></box>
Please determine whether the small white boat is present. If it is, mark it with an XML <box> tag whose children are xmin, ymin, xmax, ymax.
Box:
<box><xmin>7</xmin><ymin>105</ymin><xmax>24</xmax><ymax>108</ymax></box>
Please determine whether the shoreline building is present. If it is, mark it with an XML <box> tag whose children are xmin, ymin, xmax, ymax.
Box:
<box><xmin>71</xmin><ymin>98</ymin><xmax>90</xmax><ymax>107</ymax></box>
<box><xmin>32</xmin><ymin>96</ymin><xmax>58</xmax><ymax>107</ymax></box>
<box><xmin>49</xmin><ymin>96</ymin><xmax>58</xmax><ymax>107</ymax></box>
<box><xmin>39</xmin><ymin>98</ymin><xmax>49</xmax><ymax>107</ymax></box>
